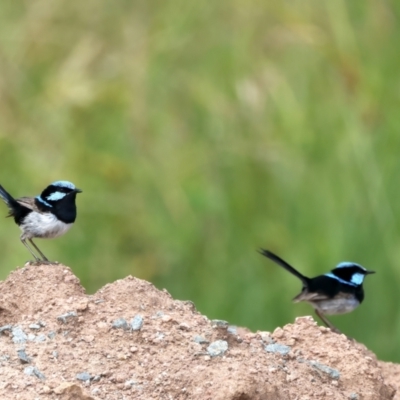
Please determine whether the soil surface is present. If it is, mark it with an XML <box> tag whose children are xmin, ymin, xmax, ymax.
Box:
<box><xmin>0</xmin><ymin>263</ymin><xmax>398</xmax><ymax>399</ymax></box>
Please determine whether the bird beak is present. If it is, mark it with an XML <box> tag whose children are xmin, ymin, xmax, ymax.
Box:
<box><xmin>366</xmin><ymin>270</ymin><xmax>375</xmax><ymax>275</ymax></box>
<box><xmin>75</xmin><ymin>188</ymin><xmax>82</xmax><ymax>193</ymax></box>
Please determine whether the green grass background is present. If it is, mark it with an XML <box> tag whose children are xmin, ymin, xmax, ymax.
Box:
<box><xmin>1</xmin><ymin>1</ymin><xmax>399</xmax><ymax>361</ymax></box>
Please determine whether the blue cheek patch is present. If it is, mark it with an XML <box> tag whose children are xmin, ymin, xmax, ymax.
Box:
<box><xmin>46</xmin><ymin>191</ymin><xmax>67</xmax><ymax>201</ymax></box>
<box><xmin>36</xmin><ymin>196</ymin><xmax>52</xmax><ymax>208</ymax></box>
<box><xmin>350</xmin><ymin>273</ymin><xmax>365</xmax><ymax>285</ymax></box>
<box><xmin>324</xmin><ymin>272</ymin><xmax>357</xmax><ymax>287</ymax></box>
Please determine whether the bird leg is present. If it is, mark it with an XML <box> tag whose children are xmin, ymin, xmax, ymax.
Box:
<box><xmin>28</xmin><ymin>239</ymin><xmax>49</xmax><ymax>261</ymax></box>
<box><xmin>315</xmin><ymin>309</ymin><xmax>342</xmax><ymax>334</ymax></box>
<box><xmin>21</xmin><ymin>239</ymin><xmax>40</xmax><ymax>262</ymax></box>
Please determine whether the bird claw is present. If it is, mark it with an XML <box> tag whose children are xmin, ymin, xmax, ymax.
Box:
<box><xmin>26</xmin><ymin>260</ymin><xmax>58</xmax><ymax>266</ymax></box>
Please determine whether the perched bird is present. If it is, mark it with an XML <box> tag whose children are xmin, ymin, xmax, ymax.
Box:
<box><xmin>0</xmin><ymin>181</ymin><xmax>82</xmax><ymax>262</ymax></box>
<box><xmin>259</xmin><ymin>249</ymin><xmax>375</xmax><ymax>333</ymax></box>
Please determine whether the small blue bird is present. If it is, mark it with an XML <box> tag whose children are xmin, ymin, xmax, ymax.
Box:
<box><xmin>0</xmin><ymin>181</ymin><xmax>82</xmax><ymax>262</ymax></box>
<box><xmin>259</xmin><ymin>249</ymin><xmax>375</xmax><ymax>333</ymax></box>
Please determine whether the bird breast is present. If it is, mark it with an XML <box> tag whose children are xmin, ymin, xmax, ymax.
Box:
<box><xmin>309</xmin><ymin>297</ymin><xmax>360</xmax><ymax>315</ymax></box>
<box><xmin>20</xmin><ymin>211</ymin><xmax>73</xmax><ymax>239</ymax></box>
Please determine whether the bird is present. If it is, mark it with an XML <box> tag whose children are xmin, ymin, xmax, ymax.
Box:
<box><xmin>0</xmin><ymin>180</ymin><xmax>82</xmax><ymax>263</ymax></box>
<box><xmin>259</xmin><ymin>249</ymin><xmax>375</xmax><ymax>333</ymax></box>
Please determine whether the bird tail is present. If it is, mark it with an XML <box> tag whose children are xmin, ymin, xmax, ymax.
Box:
<box><xmin>258</xmin><ymin>249</ymin><xmax>310</xmax><ymax>286</ymax></box>
<box><xmin>0</xmin><ymin>184</ymin><xmax>19</xmax><ymax>216</ymax></box>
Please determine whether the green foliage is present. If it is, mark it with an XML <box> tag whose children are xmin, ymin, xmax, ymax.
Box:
<box><xmin>0</xmin><ymin>0</ymin><xmax>399</xmax><ymax>360</ymax></box>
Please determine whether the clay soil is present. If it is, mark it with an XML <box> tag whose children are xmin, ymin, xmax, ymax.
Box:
<box><xmin>0</xmin><ymin>263</ymin><xmax>399</xmax><ymax>400</ymax></box>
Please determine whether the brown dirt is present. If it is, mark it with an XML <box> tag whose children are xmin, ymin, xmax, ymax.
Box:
<box><xmin>0</xmin><ymin>263</ymin><xmax>398</xmax><ymax>400</ymax></box>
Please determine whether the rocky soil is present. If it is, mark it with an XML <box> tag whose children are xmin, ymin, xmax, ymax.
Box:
<box><xmin>0</xmin><ymin>263</ymin><xmax>398</xmax><ymax>399</ymax></box>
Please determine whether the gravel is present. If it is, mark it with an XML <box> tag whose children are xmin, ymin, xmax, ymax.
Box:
<box><xmin>17</xmin><ymin>349</ymin><xmax>31</xmax><ymax>364</ymax></box>
<box><xmin>207</xmin><ymin>340</ymin><xmax>228</xmax><ymax>357</ymax></box>
<box><xmin>57</xmin><ymin>311</ymin><xmax>78</xmax><ymax>324</ymax></box>
<box><xmin>112</xmin><ymin>318</ymin><xmax>129</xmax><ymax>330</ymax></box>
<box><xmin>130</xmin><ymin>315</ymin><xmax>143</xmax><ymax>331</ymax></box>
<box><xmin>11</xmin><ymin>326</ymin><xmax>28</xmax><ymax>344</ymax></box>
<box><xmin>264</xmin><ymin>343</ymin><xmax>291</xmax><ymax>355</ymax></box>
<box><xmin>24</xmin><ymin>366</ymin><xmax>45</xmax><ymax>380</ymax></box>
<box><xmin>309</xmin><ymin>361</ymin><xmax>340</xmax><ymax>379</ymax></box>
<box><xmin>76</xmin><ymin>372</ymin><xmax>92</xmax><ymax>382</ymax></box>
<box><xmin>193</xmin><ymin>335</ymin><xmax>209</xmax><ymax>344</ymax></box>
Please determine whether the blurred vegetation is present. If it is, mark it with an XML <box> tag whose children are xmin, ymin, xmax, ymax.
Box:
<box><xmin>0</xmin><ymin>0</ymin><xmax>399</xmax><ymax>361</ymax></box>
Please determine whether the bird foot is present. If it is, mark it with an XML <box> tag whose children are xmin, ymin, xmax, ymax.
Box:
<box><xmin>26</xmin><ymin>260</ymin><xmax>59</xmax><ymax>266</ymax></box>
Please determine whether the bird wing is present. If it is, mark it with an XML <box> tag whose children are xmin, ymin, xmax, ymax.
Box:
<box><xmin>293</xmin><ymin>291</ymin><xmax>330</xmax><ymax>303</ymax></box>
<box><xmin>16</xmin><ymin>197</ymin><xmax>38</xmax><ymax>211</ymax></box>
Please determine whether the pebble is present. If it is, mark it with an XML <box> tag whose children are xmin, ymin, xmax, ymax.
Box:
<box><xmin>29</xmin><ymin>324</ymin><xmax>41</xmax><ymax>330</ymax></box>
<box><xmin>17</xmin><ymin>349</ymin><xmax>31</xmax><ymax>364</ymax></box>
<box><xmin>35</xmin><ymin>334</ymin><xmax>47</xmax><ymax>343</ymax></box>
<box><xmin>207</xmin><ymin>340</ymin><xmax>228</xmax><ymax>357</ymax></box>
<box><xmin>309</xmin><ymin>361</ymin><xmax>340</xmax><ymax>379</ymax></box>
<box><xmin>193</xmin><ymin>335</ymin><xmax>209</xmax><ymax>344</ymax></box>
<box><xmin>0</xmin><ymin>325</ymin><xmax>12</xmax><ymax>334</ymax></box>
<box><xmin>178</xmin><ymin>322</ymin><xmax>191</xmax><ymax>331</ymax></box>
<box><xmin>57</xmin><ymin>311</ymin><xmax>78</xmax><ymax>324</ymax></box>
<box><xmin>259</xmin><ymin>332</ymin><xmax>274</xmax><ymax>344</ymax></box>
<box><xmin>272</xmin><ymin>327</ymin><xmax>284</xmax><ymax>338</ymax></box>
<box><xmin>12</xmin><ymin>326</ymin><xmax>28</xmax><ymax>344</ymax></box>
<box><xmin>47</xmin><ymin>331</ymin><xmax>56</xmax><ymax>339</ymax></box>
<box><xmin>24</xmin><ymin>366</ymin><xmax>46</xmax><ymax>380</ymax></box>
<box><xmin>76</xmin><ymin>372</ymin><xmax>92</xmax><ymax>382</ymax></box>
<box><xmin>112</xmin><ymin>318</ymin><xmax>129</xmax><ymax>330</ymax></box>
<box><xmin>211</xmin><ymin>320</ymin><xmax>229</xmax><ymax>328</ymax></box>
<box><xmin>264</xmin><ymin>343</ymin><xmax>291</xmax><ymax>355</ymax></box>
<box><xmin>227</xmin><ymin>325</ymin><xmax>237</xmax><ymax>335</ymax></box>
<box><xmin>130</xmin><ymin>315</ymin><xmax>143</xmax><ymax>331</ymax></box>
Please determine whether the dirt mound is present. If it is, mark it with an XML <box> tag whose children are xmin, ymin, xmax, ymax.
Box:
<box><xmin>0</xmin><ymin>263</ymin><xmax>398</xmax><ymax>399</ymax></box>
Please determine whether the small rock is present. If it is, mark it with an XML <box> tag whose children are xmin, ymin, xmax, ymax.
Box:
<box><xmin>27</xmin><ymin>334</ymin><xmax>36</xmax><ymax>341</ymax></box>
<box><xmin>0</xmin><ymin>325</ymin><xmax>12</xmax><ymax>334</ymax></box>
<box><xmin>178</xmin><ymin>322</ymin><xmax>191</xmax><ymax>331</ymax></box>
<box><xmin>96</xmin><ymin>321</ymin><xmax>108</xmax><ymax>330</ymax></box>
<box><xmin>12</xmin><ymin>326</ymin><xmax>28</xmax><ymax>344</ymax></box>
<box><xmin>227</xmin><ymin>325</ymin><xmax>237</xmax><ymax>335</ymax></box>
<box><xmin>154</xmin><ymin>311</ymin><xmax>164</xmax><ymax>318</ymax></box>
<box><xmin>41</xmin><ymin>385</ymin><xmax>51</xmax><ymax>394</ymax></box>
<box><xmin>309</xmin><ymin>361</ymin><xmax>340</xmax><ymax>379</ymax></box>
<box><xmin>57</xmin><ymin>311</ymin><xmax>78</xmax><ymax>324</ymax></box>
<box><xmin>29</xmin><ymin>324</ymin><xmax>41</xmax><ymax>330</ymax></box>
<box><xmin>272</xmin><ymin>327</ymin><xmax>284</xmax><ymax>339</ymax></box>
<box><xmin>24</xmin><ymin>366</ymin><xmax>45</xmax><ymax>380</ymax></box>
<box><xmin>76</xmin><ymin>372</ymin><xmax>92</xmax><ymax>382</ymax></box>
<box><xmin>211</xmin><ymin>320</ymin><xmax>229</xmax><ymax>328</ymax></box>
<box><xmin>207</xmin><ymin>340</ymin><xmax>228</xmax><ymax>357</ymax></box>
<box><xmin>259</xmin><ymin>332</ymin><xmax>274</xmax><ymax>344</ymax></box>
<box><xmin>130</xmin><ymin>315</ymin><xmax>143</xmax><ymax>331</ymax></box>
<box><xmin>54</xmin><ymin>382</ymin><xmax>93</xmax><ymax>398</ymax></box>
<box><xmin>47</xmin><ymin>331</ymin><xmax>56</xmax><ymax>339</ymax></box>
<box><xmin>193</xmin><ymin>335</ymin><xmax>209</xmax><ymax>344</ymax></box>
<box><xmin>75</xmin><ymin>298</ymin><xmax>89</xmax><ymax>311</ymax></box>
<box><xmin>17</xmin><ymin>349</ymin><xmax>31</xmax><ymax>364</ymax></box>
<box><xmin>112</xmin><ymin>318</ymin><xmax>129</xmax><ymax>330</ymax></box>
<box><xmin>161</xmin><ymin>315</ymin><xmax>172</xmax><ymax>322</ymax></box>
<box><xmin>265</xmin><ymin>343</ymin><xmax>291</xmax><ymax>355</ymax></box>
<box><xmin>34</xmin><ymin>334</ymin><xmax>47</xmax><ymax>343</ymax></box>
